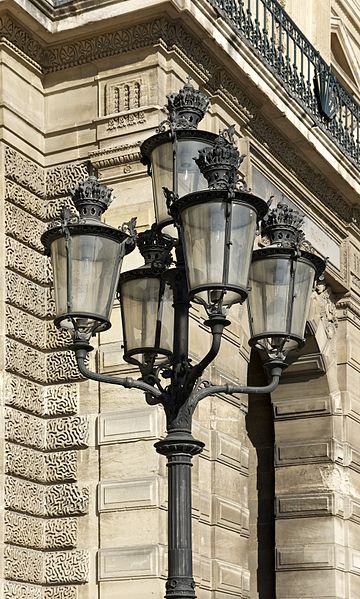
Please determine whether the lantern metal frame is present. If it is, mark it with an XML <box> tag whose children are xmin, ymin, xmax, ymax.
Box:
<box><xmin>171</xmin><ymin>188</ymin><xmax>268</xmax><ymax>313</ymax></box>
<box><xmin>43</xmin><ymin>82</ymin><xmax>326</xmax><ymax>599</ymax></box>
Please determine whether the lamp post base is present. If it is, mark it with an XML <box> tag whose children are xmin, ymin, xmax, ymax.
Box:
<box><xmin>155</xmin><ymin>431</ymin><xmax>204</xmax><ymax>599</ymax></box>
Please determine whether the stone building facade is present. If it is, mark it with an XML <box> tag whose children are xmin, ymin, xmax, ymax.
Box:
<box><xmin>0</xmin><ymin>1</ymin><xmax>359</xmax><ymax>598</ymax></box>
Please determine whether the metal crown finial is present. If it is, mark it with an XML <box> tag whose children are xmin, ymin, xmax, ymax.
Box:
<box><xmin>194</xmin><ymin>126</ymin><xmax>244</xmax><ymax>190</ymax></box>
<box><xmin>137</xmin><ymin>225</ymin><xmax>173</xmax><ymax>269</ymax></box>
<box><xmin>262</xmin><ymin>202</ymin><xmax>305</xmax><ymax>247</ymax></box>
<box><xmin>166</xmin><ymin>80</ymin><xmax>210</xmax><ymax>130</ymax></box>
<box><xmin>70</xmin><ymin>175</ymin><xmax>112</xmax><ymax>220</ymax></box>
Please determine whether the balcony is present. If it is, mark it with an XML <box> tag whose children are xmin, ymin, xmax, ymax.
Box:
<box><xmin>206</xmin><ymin>0</ymin><xmax>360</xmax><ymax>167</ymax></box>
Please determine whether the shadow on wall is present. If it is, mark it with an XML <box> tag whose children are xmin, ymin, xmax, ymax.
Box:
<box><xmin>246</xmin><ymin>350</ymin><xmax>276</xmax><ymax>599</ymax></box>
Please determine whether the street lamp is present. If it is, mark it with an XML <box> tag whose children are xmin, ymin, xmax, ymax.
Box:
<box><xmin>42</xmin><ymin>82</ymin><xmax>326</xmax><ymax>599</ymax></box>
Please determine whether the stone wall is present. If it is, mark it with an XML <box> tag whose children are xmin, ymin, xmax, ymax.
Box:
<box><xmin>0</xmin><ymin>2</ymin><xmax>358</xmax><ymax>598</ymax></box>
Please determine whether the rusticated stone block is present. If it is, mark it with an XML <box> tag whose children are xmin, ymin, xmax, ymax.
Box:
<box><xmin>4</xmin><ymin>582</ymin><xmax>78</xmax><ymax>599</ymax></box>
<box><xmin>5</xmin><ymin>146</ymin><xmax>45</xmax><ymax>196</ymax></box>
<box><xmin>4</xmin><ymin>373</ymin><xmax>78</xmax><ymax>416</ymax></box>
<box><xmin>6</xmin><ymin>236</ymin><xmax>51</xmax><ymax>285</ymax></box>
<box><xmin>5</xmin><ymin>409</ymin><xmax>88</xmax><ymax>451</ymax></box>
<box><xmin>5</xmin><ymin>476</ymin><xmax>89</xmax><ymax>516</ymax></box>
<box><xmin>6</xmin><ymin>338</ymin><xmax>81</xmax><ymax>383</ymax></box>
<box><xmin>4</xmin><ymin>581</ymin><xmax>42</xmax><ymax>599</ymax></box>
<box><xmin>5</xmin><ymin>179</ymin><xmax>47</xmax><ymax>219</ymax></box>
<box><xmin>6</xmin><ymin>271</ymin><xmax>54</xmax><ymax>319</ymax></box>
<box><xmin>4</xmin><ymin>545</ymin><xmax>88</xmax><ymax>584</ymax></box>
<box><xmin>4</xmin><ymin>511</ymin><xmax>77</xmax><ymax>549</ymax></box>
<box><xmin>6</xmin><ymin>305</ymin><xmax>71</xmax><ymax>351</ymax></box>
<box><xmin>5</xmin><ymin>443</ymin><xmax>77</xmax><ymax>482</ymax></box>
<box><xmin>5</xmin><ymin>202</ymin><xmax>45</xmax><ymax>251</ymax></box>
<box><xmin>45</xmin><ymin>162</ymin><xmax>89</xmax><ymax>199</ymax></box>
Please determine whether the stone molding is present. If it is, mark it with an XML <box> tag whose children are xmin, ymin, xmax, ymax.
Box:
<box><xmin>0</xmin><ymin>16</ymin><xmax>357</xmax><ymax>229</ymax></box>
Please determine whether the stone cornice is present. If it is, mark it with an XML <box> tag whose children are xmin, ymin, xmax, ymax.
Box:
<box><xmin>0</xmin><ymin>12</ymin><xmax>358</xmax><ymax>230</ymax></box>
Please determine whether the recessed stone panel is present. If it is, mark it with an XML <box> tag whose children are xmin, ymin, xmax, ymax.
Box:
<box><xmin>98</xmin><ymin>477</ymin><xmax>160</xmax><ymax>511</ymax></box>
<box><xmin>98</xmin><ymin>545</ymin><xmax>160</xmax><ymax>580</ymax></box>
<box><xmin>98</xmin><ymin>408</ymin><xmax>159</xmax><ymax>445</ymax></box>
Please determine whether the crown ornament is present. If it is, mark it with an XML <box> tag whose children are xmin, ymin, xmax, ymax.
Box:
<box><xmin>166</xmin><ymin>80</ymin><xmax>210</xmax><ymax>130</ymax></box>
<box><xmin>70</xmin><ymin>175</ymin><xmax>113</xmax><ymax>220</ymax></box>
<box><xmin>261</xmin><ymin>202</ymin><xmax>305</xmax><ymax>247</ymax></box>
<box><xmin>195</xmin><ymin>126</ymin><xmax>244</xmax><ymax>190</ymax></box>
<box><xmin>137</xmin><ymin>225</ymin><xmax>174</xmax><ymax>270</ymax></box>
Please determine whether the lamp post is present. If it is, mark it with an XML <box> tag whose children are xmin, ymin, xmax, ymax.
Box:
<box><xmin>42</xmin><ymin>82</ymin><xmax>326</xmax><ymax>599</ymax></box>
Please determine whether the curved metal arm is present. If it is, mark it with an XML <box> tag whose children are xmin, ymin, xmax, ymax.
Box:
<box><xmin>75</xmin><ymin>349</ymin><xmax>163</xmax><ymax>399</ymax></box>
<box><xmin>191</xmin><ymin>372</ymin><xmax>281</xmax><ymax>404</ymax></box>
<box><xmin>185</xmin><ymin>315</ymin><xmax>230</xmax><ymax>395</ymax></box>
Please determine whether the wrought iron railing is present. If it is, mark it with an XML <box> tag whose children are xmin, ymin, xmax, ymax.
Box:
<box><xmin>206</xmin><ymin>0</ymin><xmax>360</xmax><ymax>166</ymax></box>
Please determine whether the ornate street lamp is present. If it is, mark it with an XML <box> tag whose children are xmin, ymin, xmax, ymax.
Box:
<box><xmin>42</xmin><ymin>83</ymin><xmax>326</xmax><ymax>599</ymax></box>
<box><xmin>140</xmin><ymin>80</ymin><xmax>218</xmax><ymax>234</ymax></box>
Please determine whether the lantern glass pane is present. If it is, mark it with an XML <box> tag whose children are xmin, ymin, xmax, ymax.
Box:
<box><xmin>228</xmin><ymin>202</ymin><xmax>257</xmax><ymax>290</ymax></box>
<box><xmin>121</xmin><ymin>276</ymin><xmax>173</xmax><ymax>365</ymax></box>
<box><xmin>181</xmin><ymin>200</ymin><xmax>256</xmax><ymax>307</ymax></box>
<box><xmin>51</xmin><ymin>233</ymin><xmax>123</xmax><ymax>332</ymax></box>
<box><xmin>291</xmin><ymin>260</ymin><xmax>315</xmax><ymax>337</ymax></box>
<box><xmin>151</xmin><ymin>139</ymin><xmax>209</xmax><ymax>224</ymax></box>
<box><xmin>248</xmin><ymin>256</ymin><xmax>291</xmax><ymax>336</ymax></box>
<box><xmin>248</xmin><ymin>255</ymin><xmax>316</xmax><ymax>355</ymax></box>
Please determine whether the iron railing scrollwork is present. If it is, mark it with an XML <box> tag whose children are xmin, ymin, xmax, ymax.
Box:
<box><xmin>206</xmin><ymin>0</ymin><xmax>360</xmax><ymax>166</ymax></box>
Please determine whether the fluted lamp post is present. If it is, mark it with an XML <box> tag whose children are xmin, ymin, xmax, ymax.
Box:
<box><xmin>42</xmin><ymin>83</ymin><xmax>326</xmax><ymax>599</ymax></box>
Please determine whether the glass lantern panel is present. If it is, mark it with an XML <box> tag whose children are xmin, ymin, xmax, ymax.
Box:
<box><xmin>51</xmin><ymin>233</ymin><xmax>123</xmax><ymax>331</ymax></box>
<box><xmin>121</xmin><ymin>276</ymin><xmax>173</xmax><ymax>364</ymax></box>
<box><xmin>291</xmin><ymin>259</ymin><xmax>315</xmax><ymax>337</ymax></box>
<box><xmin>151</xmin><ymin>139</ymin><xmax>209</xmax><ymax>225</ymax></box>
<box><xmin>181</xmin><ymin>200</ymin><xmax>226</xmax><ymax>299</ymax></box>
<box><xmin>228</xmin><ymin>202</ymin><xmax>257</xmax><ymax>292</ymax></box>
<box><xmin>248</xmin><ymin>256</ymin><xmax>292</xmax><ymax>337</ymax></box>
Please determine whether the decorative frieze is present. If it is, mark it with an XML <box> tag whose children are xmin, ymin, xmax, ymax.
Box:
<box><xmin>4</xmin><ymin>512</ymin><xmax>77</xmax><ymax>549</ymax></box>
<box><xmin>107</xmin><ymin>110</ymin><xmax>146</xmax><ymax>131</ymax></box>
<box><xmin>4</xmin><ymin>546</ymin><xmax>88</xmax><ymax>585</ymax></box>
<box><xmin>4</xmin><ymin>373</ymin><xmax>78</xmax><ymax>416</ymax></box>
<box><xmin>6</xmin><ymin>236</ymin><xmax>51</xmax><ymax>285</ymax></box>
<box><xmin>5</xmin><ymin>443</ymin><xmax>77</xmax><ymax>482</ymax></box>
<box><xmin>5</xmin><ymin>408</ymin><xmax>88</xmax><ymax>450</ymax></box>
<box><xmin>89</xmin><ymin>141</ymin><xmax>141</xmax><ymax>170</ymax></box>
<box><xmin>5</xmin><ymin>146</ymin><xmax>45</xmax><ymax>195</ymax></box>
<box><xmin>5</xmin><ymin>477</ymin><xmax>89</xmax><ymax>517</ymax></box>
